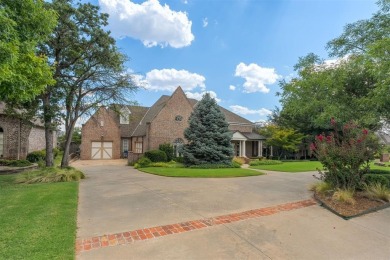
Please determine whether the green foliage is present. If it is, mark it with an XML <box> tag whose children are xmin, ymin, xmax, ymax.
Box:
<box><xmin>183</xmin><ymin>93</ymin><xmax>233</xmax><ymax>166</ymax></box>
<box><xmin>148</xmin><ymin>161</ymin><xmax>183</xmax><ymax>168</ymax></box>
<box><xmin>0</xmin><ymin>159</ymin><xmax>32</xmax><ymax>167</ymax></box>
<box><xmin>249</xmin><ymin>160</ymin><xmax>283</xmax><ymax>166</ymax></box>
<box><xmin>312</xmin><ymin>120</ymin><xmax>380</xmax><ymax>190</ymax></box>
<box><xmin>159</xmin><ymin>143</ymin><xmax>174</xmax><ymax>161</ymax></box>
<box><xmin>369</xmin><ymin>169</ymin><xmax>390</xmax><ymax>175</ymax></box>
<box><xmin>16</xmin><ymin>167</ymin><xmax>85</xmax><ymax>184</ymax></box>
<box><xmin>362</xmin><ymin>182</ymin><xmax>390</xmax><ymax>202</ymax></box>
<box><xmin>134</xmin><ymin>157</ymin><xmax>152</xmax><ymax>168</ymax></box>
<box><xmin>259</xmin><ymin>125</ymin><xmax>304</xmax><ymax>158</ymax></box>
<box><xmin>38</xmin><ymin>0</ymin><xmax>138</xmax><ymax>168</ymax></box>
<box><xmin>274</xmin><ymin>1</ymin><xmax>390</xmax><ymax>133</ymax></box>
<box><xmin>188</xmin><ymin>162</ymin><xmax>241</xmax><ymax>169</ymax></box>
<box><xmin>144</xmin><ymin>150</ymin><xmax>168</xmax><ymax>162</ymax></box>
<box><xmin>26</xmin><ymin>148</ymin><xmax>60</xmax><ymax>163</ymax></box>
<box><xmin>174</xmin><ymin>157</ymin><xmax>184</xmax><ymax>163</ymax></box>
<box><xmin>26</xmin><ymin>150</ymin><xmax>46</xmax><ymax>163</ymax></box>
<box><xmin>362</xmin><ymin>174</ymin><xmax>390</xmax><ymax>188</ymax></box>
<box><xmin>0</xmin><ymin>0</ymin><xmax>57</xmax><ymax>102</ymax></box>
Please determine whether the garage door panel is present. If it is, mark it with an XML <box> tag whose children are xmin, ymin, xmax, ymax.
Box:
<box><xmin>91</xmin><ymin>141</ymin><xmax>113</xmax><ymax>159</ymax></box>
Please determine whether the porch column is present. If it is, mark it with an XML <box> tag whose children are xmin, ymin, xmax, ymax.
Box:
<box><xmin>243</xmin><ymin>141</ymin><xmax>246</xmax><ymax>157</ymax></box>
<box><xmin>258</xmin><ymin>141</ymin><xmax>262</xmax><ymax>157</ymax></box>
<box><xmin>239</xmin><ymin>141</ymin><xmax>242</xmax><ymax>157</ymax></box>
<box><xmin>270</xmin><ymin>146</ymin><xmax>273</xmax><ymax>157</ymax></box>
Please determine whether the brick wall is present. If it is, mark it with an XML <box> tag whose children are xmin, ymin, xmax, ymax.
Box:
<box><xmin>28</xmin><ymin>127</ymin><xmax>46</xmax><ymax>153</ymax></box>
<box><xmin>0</xmin><ymin>115</ymin><xmax>32</xmax><ymax>159</ymax></box>
<box><xmin>80</xmin><ymin>107</ymin><xmax>121</xmax><ymax>160</ymax></box>
<box><xmin>147</xmin><ymin>88</ymin><xmax>193</xmax><ymax>150</ymax></box>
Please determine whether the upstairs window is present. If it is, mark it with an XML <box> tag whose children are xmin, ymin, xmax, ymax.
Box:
<box><xmin>120</xmin><ymin>107</ymin><xmax>131</xmax><ymax>124</ymax></box>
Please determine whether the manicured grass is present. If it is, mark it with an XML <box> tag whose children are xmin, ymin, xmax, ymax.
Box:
<box><xmin>250</xmin><ymin>160</ymin><xmax>390</xmax><ymax>173</ymax></box>
<box><xmin>250</xmin><ymin>160</ymin><xmax>324</xmax><ymax>172</ymax></box>
<box><xmin>0</xmin><ymin>173</ymin><xmax>78</xmax><ymax>260</ymax></box>
<box><xmin>139</xmin><ymin>167</ymin><xmax>265</xmax><ymax>177</ymax></box>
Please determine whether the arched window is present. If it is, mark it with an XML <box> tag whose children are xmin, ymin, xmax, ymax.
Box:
<box><xmin>173</xmin><ymin>138</ymin><xmax>184</xmax><ymax>157</ymax></box>
<box><xmin>0</xmin><ymin>128</ymin><xmax>4</xmax><ymax>158</ymax></box>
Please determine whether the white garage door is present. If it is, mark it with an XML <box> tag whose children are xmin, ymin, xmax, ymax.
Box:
<box><xmin>91</xmin><ymin>142</ymin><xmax>113</xmax><ymax>159</ymax></box>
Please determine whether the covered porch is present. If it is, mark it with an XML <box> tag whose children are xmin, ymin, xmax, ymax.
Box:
<box><xmin>231</xmin><ymin>131</ymin><xmax>268</xmax><ymax>158</ymax></box>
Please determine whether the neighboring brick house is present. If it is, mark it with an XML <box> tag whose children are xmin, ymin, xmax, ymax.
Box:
<box><xmin>80</xmin><ymin>86</ymin><xmax>265</xmax><ymax>160</ymax></box>
<box><xmin>0</xmin><ymin>102</ymin><xmax>57</xmax><ymax>160</ymax></box>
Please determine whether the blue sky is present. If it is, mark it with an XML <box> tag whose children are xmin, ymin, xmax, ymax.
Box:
<box><xmin>89</xmin><ymin>0</ymin><xmax>377</xmax><ymax>122</ymax></box>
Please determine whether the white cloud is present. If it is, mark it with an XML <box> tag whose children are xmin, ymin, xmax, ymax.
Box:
<box><xmin>99</xmin><ymin>0</ymin><xmax>194</xmax><ymax>48</ymax></box>
<box><xmin>229</xmin><ymin>85</ymin><xmax>236</xmax><ymax>91</ymax></box>
<box><xmin>202</xmin><ymin>18</ymin><xmax>208</xmax><ymax>28</ymax></box>
<box><xmin>186</xmin><ymin>91</ymin><xmax>221</xmax><ymax>103</ymax></box>
<box><xmin>234</xmin><ymin>62</ymin><xmax>279</xmax><ymax>93</ymax></box>
<box><xmin>134</xmin><ymin>69</ymin><xmax>205</xmax><ymax>92</ymax></box>
<box><xmin>229</xmin><ymin>105</ymin><xmax>272</xmax><ymax>116</ymax></box>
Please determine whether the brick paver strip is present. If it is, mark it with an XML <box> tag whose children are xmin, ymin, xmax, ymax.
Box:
<box><xmin>76</xmin><ymin>199</ymin><xmax>316</xmax><ymax>253</ymax></box>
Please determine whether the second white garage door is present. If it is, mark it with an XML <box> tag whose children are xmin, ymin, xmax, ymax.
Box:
<box><xmin>91</xmin><ymin>141</ymin><xmax>113</xmax><ymax>159</ymax></box>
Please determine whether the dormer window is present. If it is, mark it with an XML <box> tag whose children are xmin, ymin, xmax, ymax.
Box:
<box><xmin>120</xmin><ymin>107</ymin><xmax>131</xmax><ymax>124</ymax></box>
<box><xmin>175</xmin><ymin>115</ymin><xmax>183</xmax><ymax>121</ymax></box>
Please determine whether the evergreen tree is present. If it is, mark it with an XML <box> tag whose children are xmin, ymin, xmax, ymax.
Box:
<box><xmin>183</xmin><ymin>93</ymin><xmax>233</xmax><ymax>166</ymax></box>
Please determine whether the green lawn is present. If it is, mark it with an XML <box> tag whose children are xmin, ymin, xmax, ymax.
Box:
<box><xmin>139</xmin><ymin>167</ymin><xmax>265</xmax><ymax>177</ymax></box>
<box><xmin>250</xmin><ymin>160</ymin><xmax>390</xmax><ymax>173</ymax></box>
<box><xmin>0</xmin><ymin>173</ymin><xmax>78</xmax><ymax>260</ymax></box>
<box><xmin>250</xmin><ymin>160</ymin><xmax>323</xmax><ymax>172</ymax></box>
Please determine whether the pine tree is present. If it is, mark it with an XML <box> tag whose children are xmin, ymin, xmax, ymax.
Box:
<box><xmin>183</xmin><ymin>93</ymin><xmax>233</xmax><ymax>166</ymax></box>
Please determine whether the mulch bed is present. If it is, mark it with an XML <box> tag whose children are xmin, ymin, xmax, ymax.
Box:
<box><xmin>314</xmin><ymin>191</ymin><xmax>390</xmax><ymax>219</ymax></box>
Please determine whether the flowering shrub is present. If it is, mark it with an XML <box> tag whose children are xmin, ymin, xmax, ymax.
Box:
<box><xmin>311</xmin><ymin>119</ymin><xmax>379</xmax><ymax>190</ymax></box>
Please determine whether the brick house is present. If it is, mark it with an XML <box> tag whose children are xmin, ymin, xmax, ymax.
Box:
<box><xmin>80</xmin><ymin>87</ymin><xmax>265</xmax><ymax>160</ymax></box>
<box><xmin>0</xmin><ymin>102</ymin><xmax>57</xmax><ymax>160</ymax></box>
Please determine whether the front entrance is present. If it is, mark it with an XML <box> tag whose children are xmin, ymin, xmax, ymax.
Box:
<box><xmin>91</xmin><ymin>141</ymin><xmax>113</xmax><ymax>159</ymax></box>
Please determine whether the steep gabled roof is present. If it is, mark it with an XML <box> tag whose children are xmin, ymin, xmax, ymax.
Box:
<box><xmin>131</xmin><ymin>95</ymin><xmax>170</xmax><ymax>136</ymax></box>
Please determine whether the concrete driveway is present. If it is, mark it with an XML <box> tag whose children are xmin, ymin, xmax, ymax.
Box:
<box><xmin>73</xmin><ymin>160</ymin><xmax>390</xmax><ymax>260</ymax></box>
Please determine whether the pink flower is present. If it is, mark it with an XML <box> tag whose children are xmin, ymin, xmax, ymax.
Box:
<box><xmin>326</xmin><ymin>136</ymin><xmax>332</xmax><ymax>143</ymax></box>
<box><xmin>357</xmin><ymin>139</ymin><xmax>362</xmax><ymax>143</ymax></box>
<box><xmin>330</xmin><ymin>117</ymin><xmax>336</xmax><ymax>126</ymax></box>
<box><xmin>316</xmin><ymin>134</ymin><xmax>324</xmax><ymax>142</ymax></box>
<box><xmin>362</xmin><ymin>129</ymin><xmax>368</xmax><ymax>135</ymax></box>
<box><xmin>310</xmin><ymin>143</ymin><xmax>316</xmax><ymax>151</ymax></box>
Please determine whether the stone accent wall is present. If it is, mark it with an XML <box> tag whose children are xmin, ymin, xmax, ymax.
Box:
<box><xmin>28</xmin><ymin>127</ymin><xmax>46</xmax><ymax>153</ymax></box>
<box><xmin>80</xmin><ymin>107</ymin><xmax>121</xmax><ymax>160</ymax></box>
<box><xmin>147</xmin><ymin>88</ymin><xmax>193</xmax><ymax>150</ymax></box>
<box><xmin>0</xmin><ymin>115</ymin><xmax>32</xmax><ymax>159</ymax></box>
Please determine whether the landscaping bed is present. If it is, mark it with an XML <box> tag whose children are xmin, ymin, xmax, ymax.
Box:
<box><xmin>314</xmin><ymin>191</ymin><xmax>390</xmax><ymax>219</ymax></box>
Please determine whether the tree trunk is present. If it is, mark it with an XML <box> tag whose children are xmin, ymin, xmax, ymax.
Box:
<box><xmin>43</xmin><ymin>93</ymin><xmax>54</xmax><ymax>167</ymax></box>
<box><xmin>61</xmin><ymin>120</ymin><xmax>76</xmax><ymax>168</ymax></box>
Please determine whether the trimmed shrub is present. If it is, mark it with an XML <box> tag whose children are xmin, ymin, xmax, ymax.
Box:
<box><xmin>188</xmin><ymin>163</ymin><xmax>240</xmax><ymax>169</ymax></box>
<box><xmin>159</xmin><ymin>143</ymin><xmax>174</xmax><ymax>161</ymax></box>
<box><xmin>362</xmin><ymin>174</ymin><xmax>390</xmax><ymax>188</ymax></box>
<box><xmin>134</xmin><ymin>157</ymin><xmax>152</xmax><ymax>168</ymax></box>
<box><xmin>249</xmin><ymin>160</ymin><xmax>283</xmax><ymax>166</ymax></box>
<box><xmin>369</xmin><ymin>169</ymin><xmax>390</xmax><ymax>175</ymax></box>
<box><xmin>144</xmin><ymin>150</ymin><xmax>167</xmax><ymax>162</ymax></box>
<box><xmin>26</xmin><ymin>150</ymin><xmax>46</xmax><ymax>163</ymax></box>
<box><xmin>174</xmin><ymin>157</ymin><xmax>184</xmax><ymax>163</ymax></box>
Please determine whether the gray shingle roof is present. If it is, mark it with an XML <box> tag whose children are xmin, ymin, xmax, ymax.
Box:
<box><xmin>128</xmin><ymin>91</ymin><xmax>254</xmax><ymax>137</ymax></box>
<box><xmin>131</xmin><ymin>95</ymin><xmax>170</xmax><ymax>136</ymax></box>
<box><xmin>241</xmin><ymin>132</ymin><xmax>266</xmax><ymax>140</ymax></box>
